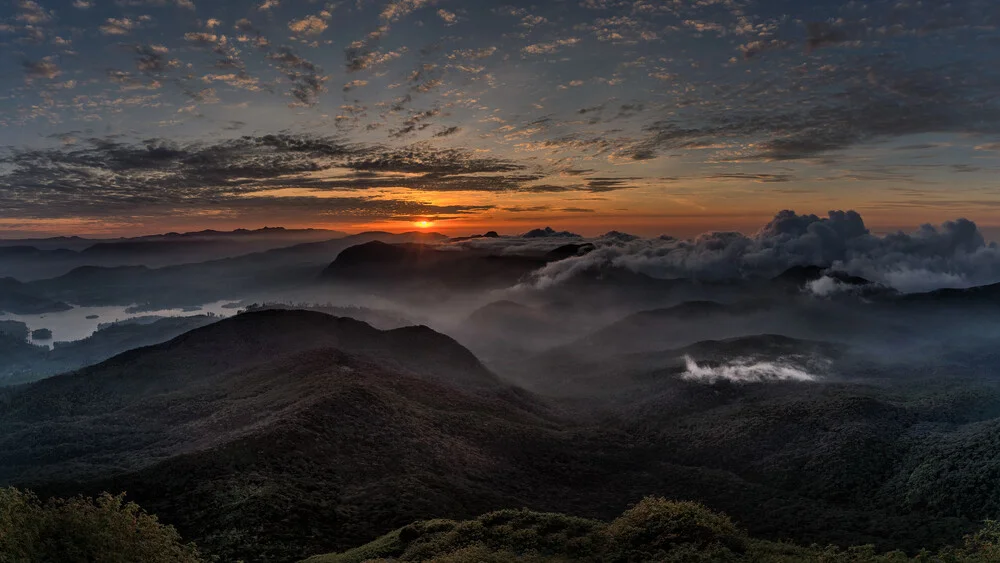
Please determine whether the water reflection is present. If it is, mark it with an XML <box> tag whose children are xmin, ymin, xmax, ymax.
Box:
<box><xmin>0</xmin><ymin>300</ymin><xmax>238</xmax><ymax>347</ymax></box>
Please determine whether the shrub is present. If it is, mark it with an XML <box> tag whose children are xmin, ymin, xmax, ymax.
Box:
<box><xmin>603</xmin><ymin>497</ymin><xmax>747</xmax><ymax>562</ymax></box>
<box><xmin>0</xmin><ymin>488</ymin><xmax>203</xmax><ymax>563</ymax></box>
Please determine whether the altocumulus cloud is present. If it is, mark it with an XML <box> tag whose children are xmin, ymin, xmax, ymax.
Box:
<box><xmin>0</xmin><ymin>134</ymin><xmax>542</xmax><ymax>222</ymax></box>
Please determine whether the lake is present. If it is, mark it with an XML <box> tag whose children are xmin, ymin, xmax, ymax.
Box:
<box><xmin>0</xmin><ymin>300</ymin><xmax>239</xmax><ymax>347</ymax></box>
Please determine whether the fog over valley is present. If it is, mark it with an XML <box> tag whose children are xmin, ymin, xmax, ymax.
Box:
<box><xmin>5</xmin><ymin>0</ymin><xmax>1000</xmax><ymax>560</ymax></box>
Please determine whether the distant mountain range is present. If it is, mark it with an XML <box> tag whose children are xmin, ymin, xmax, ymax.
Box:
<box><xmin>0</xmin><ymin>315</ymin><xmax>220</xmax><ymax>386</ymax></box>
<box><xmin>0</xmin><ymin>227</ymin><xmax>351</xmax><ymax>281</ymax></box>
<box><xmin>1</xmin><ymin>231</ymin><xmax>448</xmax><ymax>310</ymax></box>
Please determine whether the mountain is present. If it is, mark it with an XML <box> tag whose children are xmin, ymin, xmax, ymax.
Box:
<box><xmin>0</xmin><ymin>315</ymin><xmax>220</xmax><ymax>386</ymax></box>
<box><xmin>19</xmin><ymin>231</ymin><xmax>451</xmax><ymax>309</ymax></box>
<box><xmin>453</xmin><ymin>300</ymin><xmax>574</xmax><ymax>360</ymax></box>
<box><xmin>0</xmin><ymin>277</ymin><xmax>72</xmax><ymax>314</ymax></box>
<box><xmin>0</xmin><ymin>228</ymin><xmax>350</xmax><ymax>281</ymax></box>
<box><xmin>898</xmin><ymin>282</ymin><xmax>1000</xmax><ymax>304</ymax></box>
<box><xmin>0</xmin><ymin>310</ymin><xmax>562</xmax><ymax>561</ymax></box>
<box><xmin>543</xmin><ymin>242</ymin><xmax>596</xmax><ymax>261</ymax></box>
<box><xmin>567</xmin><ymin>299</ymin><xmax>782</xmax><ymax>356</ymax></box>
<box><xmin>303</xmin><ymin>497</ymin><xmax>1000</xmax><ymax>563</ymax></box>
<box><xmin>4</xmin><ymin>309</ymin><xmax>999</xmax><ymax>561</ymax></box>
<box><xmin>521</xmin><ymin>227</ymin><xmax>581</xmax><ymax>238</ymax></box>
<box><xmin>321</xmin><ymin>241</ymin><xmax>549</xmax><ymax>292</ymax></box>
<box><xmin>448</xmin><ymin>231</ymin><xmax>500</xmax><ymax>242</ymax></box>
<box><xmin>772</xmin><ymin>265</ymin><xmax>877</xmax><ymax>294</ymax></box>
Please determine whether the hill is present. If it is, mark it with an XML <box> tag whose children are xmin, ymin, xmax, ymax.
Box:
<box><xmin>0</xmin><ymin>310</ymin><xmax>557</xmax><ymax>560</ymax></box>
<box><xmin>453</xmin><ymin>300</ymin><xmax>574</xmax><ymax>360</ymax></box>
<box><xmin>0</xmin><ymin>277</ymin><xmax>72</xmax><ymax>314</ymax></box>
<box><xmin>7</xmin><ymin>310</ymin><xmax>1000</xmax><ymax>562</ymax></box>
<box><xmin>303</xmin><ymin>497</ymin><xmax>1000</xmax><ymax>563</ymax></box>
<box><xmin>321</xmin><ymin>241</ymin><xmax>548</xmax><ymax>292</ymax></box>
<box><xmin>20</xmin><ymin>231</ymin><xmax>449</xmax><ymax>309</ymax></box>
<box><xmin>0</xmin><ymin>315</ymin><xmax>221</xmax><ymax>386</ymax></box>
<box><xmin>0</xmin><ymin>228</ymin><xmax>349</xmax><ymax>281</ymax></box>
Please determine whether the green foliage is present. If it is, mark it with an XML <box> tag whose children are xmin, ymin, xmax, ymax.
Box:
<box><xmin>304</xmin><ymin>508</ymin><xmax>604</xmax><ymax>563</ymax></box>
<box><xmin>603</xmin><ymin>497</ymin><xmax>746</xmax><ymax>562</ymax></box>
<box><xmin>303</xmin><ymin>498</ymin><xmax>1000</xmax><ymax>563</ymax></box>
<box><xmin>0</xmin><ymin>487</ymin><xmax>204</xmax><ymax>563</ymax></box>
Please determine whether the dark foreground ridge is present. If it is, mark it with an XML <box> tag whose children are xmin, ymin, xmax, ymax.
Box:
<box><xmin>5</xmin><ymin>306</ymin><xmax>1000</xmax><ymax>561</ymax></box>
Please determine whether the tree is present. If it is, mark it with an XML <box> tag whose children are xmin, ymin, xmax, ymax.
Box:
<box><xmin>0</xmin><ymin>488</ymin><xmax>204</xmax><ymax>563</ymax></box>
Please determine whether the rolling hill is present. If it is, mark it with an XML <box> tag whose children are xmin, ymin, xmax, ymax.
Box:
<box><xmin>6</xmin><ymin>309</ymin><xmax>1000</xmax><ymax>561</ymax></box>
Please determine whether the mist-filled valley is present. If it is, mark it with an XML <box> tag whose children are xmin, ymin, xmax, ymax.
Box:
<box><xmin>5</xmin><ymin>212</ymin><xmax>1000</xmax><ymax>561</ymax></box>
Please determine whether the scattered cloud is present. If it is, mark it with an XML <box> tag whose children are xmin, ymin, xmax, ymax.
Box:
<box><xmin>23</xmin><ymin>59</ymin><xmax>61</xmax><ymax>81</ymax></box>
<box><xmin>522</xmin><ymin>38</ymin><xmax>581</xmax><ymax>55</ymax></box>
<box><xmin>100</xmin><ymin>17</ymin><xmax>140</xmax><ymax>36</ymax></box>
<box><xmin>289</xmin><ymin>15</ymin><xmax>328</xmax><ymax>36</ymax></box>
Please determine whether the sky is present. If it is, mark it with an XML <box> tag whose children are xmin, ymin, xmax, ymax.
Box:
<box><xmin>1</xmin><ymin>0</ymin><xmax>1000</xmax><ymax>237</ymax></box>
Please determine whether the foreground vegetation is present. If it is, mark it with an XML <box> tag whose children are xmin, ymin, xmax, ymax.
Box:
<box><xmin>305</xmin><ymin>497</ymin><xmax>1000</xmax><ymax>563</ymax></box>
<box><xmin>0</xmin><ymin>488</ymin><xmax>203</xmax><ymax>563</ymax></box>
<box><xmin>4</xmin><ymin>488</ymin><xmax>1000</xmax><ymax>562</ymax></box>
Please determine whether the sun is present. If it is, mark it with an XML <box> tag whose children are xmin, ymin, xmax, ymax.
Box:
<box><xmin>414</xmin><ymin>220</ymin><xmax>434</xmax><ymax>228</ymax></box>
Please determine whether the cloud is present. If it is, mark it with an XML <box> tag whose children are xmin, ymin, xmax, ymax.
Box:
<box><xmin>16</xmin><ymin>0</ymin><xmax>53</xmax><ymax>25</ymax></box>
<box><xmin>380</xmin><ymin>0</ymin><xmax>433</xmax><ymax>23</ymax></box>
<box><xmin>437</xmin><ymin>9</ymin><xmax>458</xmax><ymax>25</ymax></box>
<box><xmin>623</xmin><ymin>59</ymin><xmax>1000</xmax><ymax>162</ymax></box>
<box><xmin>23</xmin><ymin>59</ymin><xmax>60</xmax><ymax>80</ymax></box>
<box><xmin>100</xmin><ymin>17</ymin><xmax>140</xmax><ymax>36</ymax></box>
<box><xmin>345</xmin><ymin>47</ymin><xmax>407</xmax><ymax>72</ymax></box>
<box><xmin>705</xmin><ymin>173</ymin><xmax>793</xmax><ymax>183</ymax></box>
<box><xmin>522</xmin><ymin>38</ymin><xmax>581</xmax><ymax>55</ymax></box>
<box><xmin>518</xmin><ymin>210</ymin><xmax>1000</xmax><ymax>293</ymax></box>
<box><xmin>0</xmin><ymin>134</ymin><xmax>553</xmax><ymax>222</ymax></box>
<box><xmin>448</xmin><ymin>46</ymin><xmax>496</xmax><ymax>60</ymax></box>
<box><xmin>433</xmin><ymin>126</ymin><xmax>460</xmax><ymax>137</ymax></box>
<box><xmin>343</xmin><ymin>79</ymin><xmax>368</xmax><ymax>91</ymax></box>
<box><xmin>289</xmin><ymin>15</ymin><xmax>328</xmax><ymax>36</ymax></box>
<box><xmin>270</xmin><ymin>48</ymin><xmax>328</xmax><ymax>106</ymax></box>
<box><xmin>682</xmin><ymin>356</ymin><xmax>819</xmax><ymax>384</ymax></box>
<box><xmin>184</xmin><ymin>32</ymin><xmax>219</xmax><ymax>45</ymax></box>
<box><xmin>133</xmin><ymin>44</ymin><xmax>176</xmax><ymax>74</ymax></box>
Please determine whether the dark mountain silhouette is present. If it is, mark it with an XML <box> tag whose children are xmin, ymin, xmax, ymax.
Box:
<box><xmin>454</xmin><ymin>300</ymin><xmax>573</xmax><ymax>360</ymax></box>
<box><xmin>568</xmin><ymin>299</ymin><xmax>780</xmax><ymax>356</ymax></box>
<box><xmin>321</xmin><ymin>241</ymin><xmax>549</xmax><ymax>290</ymax></box>
<box><xmin>449</xmin><ymin>230</ymin><xmax>501</xmax><ymax>242</ymax></box>
<box><xmin>521</xmin><ymin>227</ymin><xmax>581</xmax><ymax>238</ymax></box>
<box><xmin>0</xmin><ymin>315</ymin><xmax>220</xmax><ymax>386</ymax></box>
<box><xmin>18</xmin><ymin>232</ymin><xmax>450</xmax><ymax>309</ymax></box>
<box><xmin>0</xmin><ymin>310</ymin><xmax>562</xmax><ymax>561</ymax></box>
<box><xmin>3</xmin><ymin>309</ymin><xmax>998</xmax><ymax>562</ymax></box>
<box><xmin>0</xmin><ymin>277</ymin><xmax>72</xmax><ymax>314</ymax></box>
<box><xmin>898</xmin><ymin>282</ymin><xmax>1000</xmax><ymax>304</ymax></box>
<box><xmin>0</xmin><ymin>228</ymin><xmax>350</xmax><ymax>280</ymax></box>
<box><xmin>544</xmin><ymin>242</ymin><xmax>596</xmax><ymax>261</ymax></box>
<box><xmin>773</xmin><ymin>265</ymin><xmax>874</xmax><ymax>290</ymax></box>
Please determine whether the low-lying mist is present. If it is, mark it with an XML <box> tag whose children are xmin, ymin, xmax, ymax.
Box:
<box><xmin>681</xmin><ymin>355</ymin><xmax>820</xmax><ymax>384</ymax></box>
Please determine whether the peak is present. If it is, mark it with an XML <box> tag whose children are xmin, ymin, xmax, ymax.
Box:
<box><xmin>599</xmin><ymin>231</ymin><xmax>640</xmax><ymax>242</ymax></box>
<box><xmin>521</xmin><ymin>227</ymin><xmax>582</xmax><ymax>239</ymax></box>
<box><xmin>544</xmin><ymin>242</ymin><xmax>596</xmax><ymax>261</ymax></box>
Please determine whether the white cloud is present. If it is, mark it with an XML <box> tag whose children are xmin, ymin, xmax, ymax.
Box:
<box><xmin>289</xmin><ymin>15</ymin><xmax>328</xmax><ymax>36</ymax></box>
<box><xmin>682</xmin><ymin>356</ymin><xmax>818</xmax><ymax>384</ymax></box>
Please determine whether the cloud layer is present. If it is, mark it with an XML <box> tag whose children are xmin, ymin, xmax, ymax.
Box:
<box><xmin>514</xmin><ymin>210</ymin><xmax>1000</xmax><ymax>293</ymax></box>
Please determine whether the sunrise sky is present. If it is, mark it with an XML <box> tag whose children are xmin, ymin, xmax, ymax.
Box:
<box><xmin>2</xmin><ymin>0</ymin><xmax>1000</xmax><ymax>237</ymax></box>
